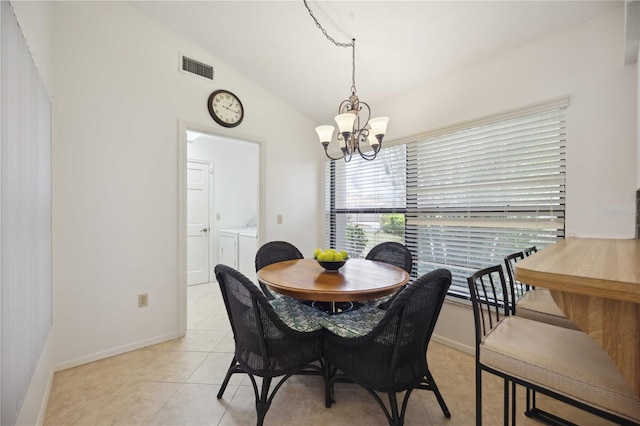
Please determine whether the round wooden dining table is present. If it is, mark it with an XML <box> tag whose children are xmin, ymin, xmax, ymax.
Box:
<box><xmin>256</xmin><ymin>258</ymin><xmax>410</xmax><ymax>303</ymax></box>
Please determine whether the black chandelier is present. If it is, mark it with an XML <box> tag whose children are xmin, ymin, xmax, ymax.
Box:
<box><xmin>304</xmin><ymin>1</ymin><xmax>389</xmax><ymax>162</ymax></box>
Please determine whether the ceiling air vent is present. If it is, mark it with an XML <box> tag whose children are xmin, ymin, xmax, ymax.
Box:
<box><xmin>181</xmin><ymin>55</ymin><xmax>214</xmax><ymax>81</ymax></box>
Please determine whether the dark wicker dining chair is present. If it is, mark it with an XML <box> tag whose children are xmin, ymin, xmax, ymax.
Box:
<box><xmin>324</xmin><ymin>269</ymin><xmax>452</xmax><ymax>426</ymax></box>
<box><xmin>467</xmin><ymin>264</ymin><xmax>640</xmax><ymax>426</ymax></box>
<box><xmin>365</xmin><ymin>241</ymin><xmax>413</xmax><ymax>274</ymax></box>
<box><xmin>255</xmin><ymin>240</ymin><xmax>304</xmax><ymax>300</ymax></box>
<box><xmin>214</xmin><ymin>264</ymin><xmax>323</xmax><ymax>426</ymax></box>
<box><xmin>365</xmin><ymin>242</ymin><xmax>413</xmax><ymax>310</ymax></box>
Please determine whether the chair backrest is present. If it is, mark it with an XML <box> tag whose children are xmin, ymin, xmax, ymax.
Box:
<box><xmin>214</xmin><ymin>264</ymin><xmax>321</xmax><ymax>377</ymax></box>
<box><xmin>504</xmin><ymin>246</ymin><xmax>539</xmax><ymax>299</ymax></box>
<box><xmin>255</xmin><ymin>241</ymin><xmax>304</xmax><ymax>271</ymax></box>
<box><xmin>467</xmin><ymin>265</ymin><xmax>511</xmax><ymax>353</ymax></box>
<box><xmin>365</xmin><ymin>242</ymin><xmax>413</xmax><ymax>274</ymax></box>
<box><xmin>369</xmin><ymin>269</ymin><xmax>451</xmax><ymax>387</ymax></box>
<box><xmin>503</xmin><ymin>251</ymin><xmax>528</xmax><ymax>303</ymax></box>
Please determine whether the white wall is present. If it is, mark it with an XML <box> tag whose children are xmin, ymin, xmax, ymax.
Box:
<box><xmin>379</xmin><ymin>7</ymin><xmax>636</xmax><ymax>239</ymax></box>
<box><xmin>376</xmin><ymin>7</ymin><xmax>637</xmax><ymax>350</ymax></box>
<box><xmin>51</xmin><ymin>1</ymin><xmax>322</xmax><ymax>368</ymax></box>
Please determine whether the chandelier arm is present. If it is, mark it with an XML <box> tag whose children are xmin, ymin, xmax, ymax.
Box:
<box><xmin>321</xmin><ymin>142</ymin><xmax>346</xmax><ymax>161</ymax></box>
<box><xmin>324</xmin><ymin>151</ymin><xmax>346</xmax><ymax>161</ymax></box>
<box><xmin>356</xmin><ymin>145</ymin><xmax>380</xmax><ymax>161</ymax></box>
<box><xmin>338</xmin><ymin>98</ymin><xmax>354</xmax><ymax>115</ymax></box>
<box><xmin>356</xmin><ymin>100</ymin><xmax>371</xmax><ymax>128</ymax></box>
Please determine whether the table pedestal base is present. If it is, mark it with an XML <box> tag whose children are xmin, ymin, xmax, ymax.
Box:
<box><xmin>311</xmin><ymin>301</ymin><xmax>358</xmax><ymax>314</ymax></box>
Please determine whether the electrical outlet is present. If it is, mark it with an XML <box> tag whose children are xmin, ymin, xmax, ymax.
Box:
<box><xmin>138</xmin><ymin>293</ymin><xmax>148</xmax><ymax>308</ymax></box>
<box><xmin>277</xmin><ymin>214</ymin><xmax>283</xmax><ymax>224</ymax></box>
<box><xmin>216</xmin><ymin>213</ymin><xmax>221</xmax><ymax>220</ymax></box>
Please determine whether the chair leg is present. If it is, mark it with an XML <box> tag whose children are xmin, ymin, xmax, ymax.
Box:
<box><xmin>217</xmin><ymin>356</ymin><xmax>239</xmax><ymax>399</ymax></box>
<box><xmin>256</xmin><ymin>377</ymin><xmax>272</xmax><ymax>426</ymax></box>
<box><xmin>424</xmin><ymin>369</ymin><xmax>451</xmax><ymax>418</ymax></box>
<box><xmin>511</xmin><ymin>381</ymin><xmax>516</xmax><ymax>426</ymax></box>
<box><xmin>476</xmin><ymin>365</ymin><xmax>482</xmax><ymax>426</ymax></box>
<box><xmin>387</xmin><ymin>393</ymin><xmax>402</xmax><ymax>426</ymax></box>
<box><xmin>524</xmin><ymin>389</ymin><xmax>577</xmax><ymax>426</ymax></box>
<box><xmin>324</xmin><ymin>362</ymin><xmax>336</xmax><ymax>408</ymax></box>
<box><xmin>524</xmin><ymin>387</ymin><xmax>538</xmax><ymax>418</ymax></box>
<box><xmin>245</xmin><ymin>372</ymin><xmax>300</xmax><ymax>426</ymax></box>
<box><xmin>503</xmin><ymin>378</ymin><xmax>509</xmax><ymax>426</ymax></box>
<box><xmin>532</xmin><ymin>389</ymin><xmax>536</xmax><ymax>411</ymax></box>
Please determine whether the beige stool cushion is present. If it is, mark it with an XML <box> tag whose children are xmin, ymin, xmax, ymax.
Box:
<box><xmin>481</xmin><ymin>316</ymin><xmax>640</xmax><ymax>423</ymax></box>
<box><xmin>516</xmin><ymin>289</ymin><xmax>580</xmax><ymax>330</ymax></box>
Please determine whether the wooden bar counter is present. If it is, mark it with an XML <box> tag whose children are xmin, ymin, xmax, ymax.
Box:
<box><xmin>515</xmin><ymin>238</ymin><xmax>640</xmax><ymax>396</ymax></box>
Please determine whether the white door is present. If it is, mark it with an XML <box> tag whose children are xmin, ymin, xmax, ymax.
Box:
<box><xmin>187</xmin><ymin>161</ymin><xmax>211</xmax><ymax>285</ymax></box>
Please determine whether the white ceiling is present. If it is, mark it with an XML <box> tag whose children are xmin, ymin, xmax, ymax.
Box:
<box><xmin>132</xmin><ymin>1</ymin><xmax>623</xmax><ymax>124</ymax></box>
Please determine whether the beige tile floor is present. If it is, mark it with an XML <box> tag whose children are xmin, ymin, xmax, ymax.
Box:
<box><xmin>44</xmin><ymin>282</ymin><xmax>613</xmax><ymax>425</ymax></box>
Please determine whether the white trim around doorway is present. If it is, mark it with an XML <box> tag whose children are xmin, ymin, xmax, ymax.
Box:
<box><xmin>177</xmin><ymin>120</ymin><xmax>266</xmax><ymax>336</ymax></box>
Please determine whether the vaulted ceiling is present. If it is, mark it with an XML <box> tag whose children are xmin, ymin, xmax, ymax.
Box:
<box><xmin>132</xmin><ymin>1</ymin><xmax>623</xmax><ymax>124</ymax></box>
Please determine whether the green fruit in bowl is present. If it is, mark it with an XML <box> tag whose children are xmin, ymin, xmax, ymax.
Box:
<box><xmin>314</xmin><ymin>248</ymin><xmax>350</xmax><ymax>262</ymax></box>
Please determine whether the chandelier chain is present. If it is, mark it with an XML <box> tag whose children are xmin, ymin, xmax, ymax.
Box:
<box><xmin>303</xmin><ymin>0</ymin><xmax>357</xmax><ymax>94</ymax></box>
<box><xmin>351</xmin><ymin>41</ymin><xmax>356</xmax><ymax>95</ymax></box>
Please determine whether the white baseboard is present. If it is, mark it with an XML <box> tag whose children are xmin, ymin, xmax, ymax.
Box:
<box><xmin>431</xmin><ymin>333</ymin><xmax>475</xmax><ymax>356</ymax></box>
<box><xmin>54</xmin><ymin>332</ymin><xmax>179</xmax><ymax>372</ymax></box>
<box><xmin>34</xmin><ymin>368</ymin><xmax>55</xmax><ymax>426</ymax></box>
<box><xmin>15</xmin><ymin>331</ymin><xmax>55</xmax><ymax>426</ymax></box>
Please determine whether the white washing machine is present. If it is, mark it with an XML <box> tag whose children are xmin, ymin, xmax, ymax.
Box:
<box><xmin>219</xmin><ymin>227</ymin><xmax>258</xmax><ymax>280</ymax></box>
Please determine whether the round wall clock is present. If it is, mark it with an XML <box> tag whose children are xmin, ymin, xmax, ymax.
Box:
<box><xmin>207</xmin><ymin>90</ymin><xmax>244</xmax><ymax>128</ymax></box>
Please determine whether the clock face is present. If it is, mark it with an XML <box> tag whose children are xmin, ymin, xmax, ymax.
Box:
<box><xmin>207</xmin><ymin>90</ymin><xmax>244</xmax><ymax>128</ymax></box>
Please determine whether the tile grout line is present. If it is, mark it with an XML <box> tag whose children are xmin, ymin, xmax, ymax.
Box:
<box><xmin>144</xmin><ymin>312</ymin><xmax>220</xmax><ymax>425</ymax></box>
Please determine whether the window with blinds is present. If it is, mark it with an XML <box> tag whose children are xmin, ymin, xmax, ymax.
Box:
<box><xmin>325</xmin><ymin>145</ymin><xmax>407</xmax><ymax>259</ymax></box>
<box><xmin>325</xmin><ymin>105</ymin><xmax>566</xmax><ymax>298</ymax></box>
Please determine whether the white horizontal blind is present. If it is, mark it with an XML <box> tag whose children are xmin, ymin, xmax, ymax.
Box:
<box><xmin>325</xmin><ymin>145</ymin><xmax>407</xmax><ymax>259</ymax></box>
<box><xmin>324</xmin><ymin>107</ymin><xmax>566</xmax><ymax>299</ymax></box>
<box><xmin>406</xmin><ymin>107</ymin><xmax>566</xmax><ymax>296</ymax></box>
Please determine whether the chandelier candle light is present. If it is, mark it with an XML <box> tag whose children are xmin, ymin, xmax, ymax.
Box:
<box><xmin>304</xmin><ymin>0</ymin><xmax>389</xmax><ymax>162</ymax></box>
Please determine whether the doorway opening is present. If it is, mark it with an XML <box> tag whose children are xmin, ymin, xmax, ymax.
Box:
<box><xmin>178</xmin><ymin>121</ymin><xmax>263</xmax><ymax>335</ymax></box>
